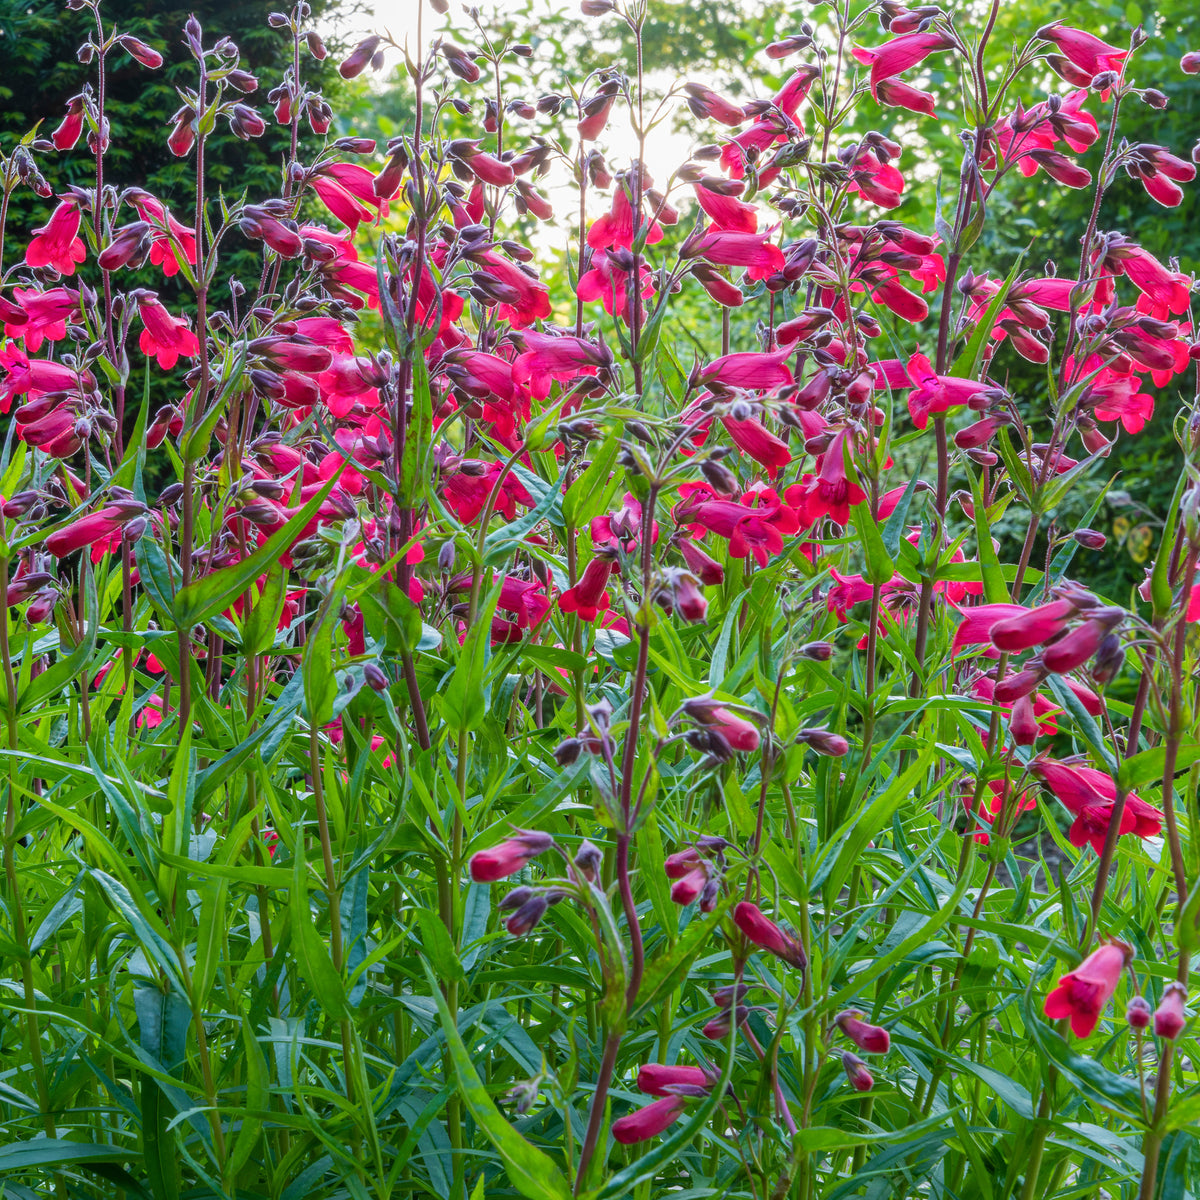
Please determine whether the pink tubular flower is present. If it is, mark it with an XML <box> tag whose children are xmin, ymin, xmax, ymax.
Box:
<box><xmin>578</xmin><ymin>83</ymin><xmax>618</xmax><ymax>141</ymax></box>
<box><xmin>670</xmin><ymin>864</ymin><xmax>709</xmax><ymax>905</ymax></box>
<box><xmin>1027</xmin><ymin>149</ymin><xmax>1092</xmax><ymax>189</ymax></box>
<box><xmin>637</xmin><ymin>1064</ymin><xmax>711</xmax><ymax>1096</ymax></box>
<box><xmin>698</xmin><ymin>348</ymin><xmax>793</xmax><ymax>391</ymax></box>
<box><xmin>721</xmin><ymin>416</ymin><xmax>792</xmax><ymax>478</ymax></box>
<box><xmin>587</xmin><ymin>186</ymin><xmax>663</xmax><ymax>251</ymax></box>
<box><xmin>1040</xmin><ymin>616</ymin><xmax>1112</xmax><ymax>674</ymax></box>
<box><xmin>25</xmin><ymin>198</ymin><xmax>87</xmax><ymax>276</ymax></box>
<box><xmin>733</xmin><ymin>901</ymin><xmax>807</xmax><ymax>969</ymax></box>
<box><xmin>792</xmin><ymin>429</ymin><xmax>868</xmax><ymax>527</ymax></box>
<box><xmin>1117</xmin><ymin>245</ymin><xmax>1193</xmax><ymax>318</ymax></box>
<box><xmin>902</xmin><ymin>352</ymin><xmax>993</xmax><ymax>429</ymax></box>
<box><xmin>678</xmin><ymin>537</ymin><xmax>724</xmax><ymax>586</ymax></box>
<box><xmin>950</xmin><ymin>602</ymin><xmax>1026</xmax><ymax>653</ymax></box>
<box><xmin>852</xmin><ymin>30</ymin><xmax>955</xmax><ymax>93</ymax></box>
<box><xmin>875</xmin><ymin>77</ymin><xmax>936</xmax><ymax>116</ymax></box>
<box><xmin>835</xmin><ymin>1011</ymin><xmax>890</xmax><ymax>1054</ymax></box>
<box><xmin>511</xmin><ymin>330</ymin><xmax>610</xmax><ymax>399</ymax></box>
<box><xmin>1043</xmin><ymin>940</ymin><xmax>1132</xmax><ymax>1037</ymax></box>
<box><xmin>577</xmin><ymin>250</ymin><xmax>654</xmax><ymax>322</ymax></box>
<box><xmin>692</xmin><ymin>180</ymin><xmax>758</xmax><ymax>233</ymax></box>
<box><xmin>683</xmin><ymin>697</ymin><xmax>761</xmax><ymax>752</ymax></box>
<box><xmin>1029</xmin><ymin>757</ymin><xmax>1162</xmax><ymax>854</ymax></box>
<box><xmin>682</xmin><ymin>486</ymin><xmax>800</xmax><ymax>568</ymax></box>
<box><xmin>870</xmin><ymin>275</ymin><xmax>928</xmax><ymax>322</ymax></box>
<box><xmin>442</xmin><ymin>461</ymin><xmax>533</xmax><ymax>525</ymax></box>
<box><xmin>558</xmin><ymin>557</ymin><xmax>614</xmax><ymax>622</ymax></box>
<box><xmin>468</xmin><ymin>830</ymin><xmax>554</xmax><ymax>883</ymax></box>
<box><xmin>846</xmin><ymin>152</ymin><xmax>906</xmax><ymax>209</ymax></box>
<box><xmin>471</xmin><ymin>251</ymin><xmax>552</xmax><ymax>330</ymax></box>
<box><xmin>448</xmin><ymin>138</ymin><xmax>515</xmax><ymax>187</ymax></box>
<box><xmin>1037</xmin><ymin>24</ymin><xmax>1127</xmax><ymax>77</ymax></box>
<box><xmin>52</xmin><ymin>96</ymin><xmax>85</xmax><ymax>150</ymax></box>
<box><xmin>688</xmin><ymin>229</ymin><xmax>785</xmax><ymax>282</ymax></box>
<box><xmin>136</xmin><ymin>293</ymin><xmax>200</xmax><ymax>369</ymax></box>
<box><xmin>987</xmin><ymin>598</ymin><xmax>1076</xmax><ymax>652</ymax></box>
<box><xmin>5</xmin><ymin>288</ymin><xmax>78</xmax><ymax>353</ymax></box>
<box><xmin>46</xmin><ymin>506</ymin><xmax>134</xmax><ymax>558</ymax></box>
<box><xmin>1153</xmin><ymin>982</ymin><xmax>1187</xmax><ymax>1040</ymax></box>
<box><xmin>684</xmin><ymin>82</ymin><xmax>745</xmax><ymax>125</ymax></box>
<box><xmin>612</xmin><ymin>1096</ymin><xmax>686</xmax><ymax>1145</ymax></box>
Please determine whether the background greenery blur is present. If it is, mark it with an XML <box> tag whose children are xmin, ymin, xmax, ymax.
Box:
<box><xmin>2</xmin><ymin>0</ymin><xmax>1194</xmax><ymax>601</ymax></box>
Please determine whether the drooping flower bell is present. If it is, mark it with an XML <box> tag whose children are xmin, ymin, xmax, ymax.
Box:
<box><xmin>1043</xmin><ymin>939</ymin><xmax>1133</xmax><ymax>1037</ymax></box>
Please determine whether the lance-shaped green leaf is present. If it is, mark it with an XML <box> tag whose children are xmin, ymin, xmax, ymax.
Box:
<box><xmin>442</xmin><ymin>577</ymin><xmax>501</xmax><ymax>732</ymax></box>
<box><xmin>851</xmin><ymin>501</ymin><xmax>895</xmax><ymax>586</ymax></box>
<box><xmin>422</xmin><ymin>960</ymin><xmax>572</xmax><ymax>1200</ymax></box>
<box><xmin>289</xmin><ymin>839</ymin><xmax>349</xmax><ymax>1019</ymax></box>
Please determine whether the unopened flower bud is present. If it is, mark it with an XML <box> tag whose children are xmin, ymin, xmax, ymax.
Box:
<box><xmin>1091</xmin><ymin>631</ymin><xmax>1125</xmax><ymax>685</ymax></box>
<box><xmin>700</xmin><ymin>457</ymin><xmax>739</xmax><ymax>495</ymax></box>
<box><xmin>842</xmin><ymin>1051</ymin><xmax>874</xmax><ymax>1092</ymax></box>
<box><xmin>1072</xmin><ymin>528</ymin><xmax>1106</xmax><ymax>550</ymax></box>
<box><xmin>553</xmin><ymin>737</ymin><xmax>582</xmax><ymax>766</ymax></box>
<box><xmin>363</xmin><ymin>662</ymin><xmax>389</xmax><ymax>692</ymax></box>
<box><xmin>118</xmin><ymin>34</ymin><xmax>164</xmax><ymax>68</ymax></box>
<box><xmin>1126</xmin><ymin>996</ymin><xmax>1152</xmax><ymax>1030</ymax></box>
<box><xmin>835</xmin><ymin>1010</ymin><xmax>890</xmax><ymax>1054</ymax></box>
<box><xmin>574</xmin><ymin>838</ymin><xmax>602</xmax><ymax>880</ymax></box>
<box><xmin>795</xmin><ymin>728</ymin><xmax>849</xmax><ymax>756</ymax></box>
<box><xmin>506</xmin><ymin>893</ymin><xmax>549</xmax><ymax>936</ymax></box>
<box><xmin>713</xmin><ymin>983</ymin><xmax>748</xmax><ymax>1008</ymax></box>
<box><xmin>800</xmin><ymin>640</ymin><xmax>834</xmax><ymax>661</ymax></box>
<box><xmin>339</xmin><ymin>35</ymin><xmax>382</xmax><ymax>79</ymax></box>
<box><xmin>1154</xmin><ymin>982</ymin><xmax>1187</xmax><ymax>1040</ymax></box>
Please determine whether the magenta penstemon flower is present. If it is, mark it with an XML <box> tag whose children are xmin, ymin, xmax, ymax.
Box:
<box><xmin>1044</xmin><ymin>941</ymin><xmax>1133</xmax><ymax>1037</ymax></box>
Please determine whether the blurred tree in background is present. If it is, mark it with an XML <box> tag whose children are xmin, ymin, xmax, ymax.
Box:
<box><xmin>0</xmin><ymin>0</ymin><xmax>357</xmax><ymax>208</ymax></box>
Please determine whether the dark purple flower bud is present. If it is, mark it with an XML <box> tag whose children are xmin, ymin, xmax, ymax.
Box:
<box><xmin>363</xmin><ymin>662</ymin><xmax>389</xmax><ymax>692</ymax></box>
<box><xmin>98</xmin><ymin>222</ymin><xmax>152</xmax><ymax>271</ymax></box>
<box><xmin>1073</xmin><ymin>528</ymin><xmax>1106</xmax><ymax>550</ymax></box>
<box><xmin>118</xmin><ymin>34</ymin><xmax>164</xmax><ymax>68</ymax></box>
<box><xmin>1126</xmin><ymin>996</ymin><xmax>1152</xmax><ymax>1029</ymax></box>
<box><xmin>842</xmin><ymin>1052</ymin><xmax>874</xmax><ymax>1092</ymax></box>
<box><xmin>553</xmin><ymin>737</ymin><xmax>582</xmax><ymax>766</ymax></box>
<box><xmin>441</xmin><ymin>42</ymin><xmax>481</xmax><ymax>82</ymax></box>
<box><xmin>713</xmin><ymin>983</ymin><xmax>748</xmax><ymax>1008</ymax></box>
<box><xmin>339</xmin><ymin>35</ymin><xmax>382</xmax><ymax>79</ymax></box>
<box><xmin>574</xmin><ymin>839</ymin><xmax>602</xmax><ymax>881</ymax></box>
<box><xmin>229</xmin><ymin>103</ymin><xmax>267</xmax><ymax>139</ymax></box>
<box><xmin>306</xmin><ymin>31</ymin><xmax>328</xmax><ymax>59</ymax></box>
<box><xmin>795</xmin><ymin>728</ymin><xmax>850</xmax><ymax>756</ymax></box>
<box><xmin>227</xmin><ymin>69</ymin><xmax>259</xmax><ymax>93</ymax></box>
<box><xmin>497</xmin><ymin>886</ymin><xmax>535</xmax><ymax>912</ymax></box>
<box><xmin>506</xmin><ymin>893</ymin><xmax>549</xmax><ymax>936</ymax></box>
<box><xmin>800</xmin><ymin>641</ymin><xmax>834</xmax><ymax>661</ymax></box>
